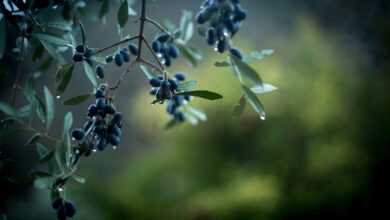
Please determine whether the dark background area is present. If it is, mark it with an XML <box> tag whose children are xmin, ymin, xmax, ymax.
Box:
<box><xmin>1</xmin><ymin>0</ymin><xmax>390</xmax><ymax>219</ymax></box>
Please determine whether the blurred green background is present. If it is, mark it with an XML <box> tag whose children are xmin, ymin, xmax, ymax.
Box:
<box><xmin>1</xmin><ymin>0</ymin><xmax>390</xmax><ymax>219</ymax></box>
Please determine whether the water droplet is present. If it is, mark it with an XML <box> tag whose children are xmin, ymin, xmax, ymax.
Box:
<box><xmin>260</xmin><ymin>114</ymin><xmax>266</xmax><ymax>121</ymax></box>
<box><xmin>58</xmin><ymin>187</ymin><xmax>64</xmax><ymax>192</ymax></box>
<box><xmin>56</xmin><ymin>95</ymin><xmax>61</xmax><ymax>99</ymax></box>
<box><xmin>157</xmin><ymin>53</ymin><xmax>163</xmax><ymax>58</ymax></box>
<box><xmin>214</xmin><ymin>46</ymin><xmax>219</xmax><ymax>52</ymax></box>
<box><xmin>112</xmin><ymin>145</ymin><xmax>117</xmax><ymax>150</ymax></box>
<box><xmin>71</xmin><ymin>137</ymin><xmax>76</xmax><ymax>141</ymax></box>
<box><xmin>92</xmin><ymin>149</ymin><xmax>97</xmax><ymax>153</ymax></box>
<box><xmin>75</xmin><ymin>149</ymin><xmax>80</xmax><ymax>154</ymax></box>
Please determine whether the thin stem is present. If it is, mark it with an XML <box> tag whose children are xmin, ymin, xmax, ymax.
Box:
<box><xmin>136</xmin><ymin>0</ymin><xmax>147</xmax><ymax>60</ymax></box>
<box><xmin>93</xmin><ymin>36</ymin><xmax>139</xmax><ymax>55</ymax></box>
<box><xmin>145</xmin><ymin>16</ymin><xmax>171</xmax><ymax>35</ymax></box>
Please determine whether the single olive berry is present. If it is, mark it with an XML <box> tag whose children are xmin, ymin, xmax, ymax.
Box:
<box><xmin>96</xmin><ymin>98</ymin><xmax>106</xmax><ymax>109</ymax></box>
<box><xmin>168</xmin><ymin>45</ymin><xmax>180</xmax><ymax>59</ymax></box>
<box><xmin>114</xmin><ymin>53</ymin><xmax>124</xmax><ymax>66</ymax></box>
<box><xmin>157</xmin><ymin>33</ymin><xmax>170</xmax><ymax>42</ymax></box>
<box><xmin>149</xmin><ymin>78</ymin><xmax>162</xmax><ymax>87</ymax></box>
<box><xmin>217</xmin><ymin>39</ymin><xmax>227</xmax><ymax>53</ymax></box>
<box><xmin>111</xmin><ymin>112</ymin><xmax>123</xmax><ymax>125</ymax></box>
<box><xmin>152</xmin><ymin>40</ymin><xmax>162</xmax><ymax>53</ymax></box>
<box><xmin>64</xmin><ymin>201</ymin><xmax>76</xmax><ymax>217</ymax></box>
<box><xmin>96</xmin><ymin>65</ymin><xmax>104</xmax><ymax>79</ymax></box>
<box><xmin>174</xmin><ymin>73</ymin><xmax>186</xmax><ymax>81</ymax></box>
<box><xmin>105</xmin><ymin>55</ymin><xmax>113</xmax><ymax>63</ymax></box>
<box><xmin>120</xmin><ymin>49</ymin><xmax>130</xmax><ymax>62</ymax></box>
<box><xmin>52</xmin><ymin>198</ymin><xmax>63</xmax><ymax>210</ymax></box>
<box><xmin>128</xmin><ymin>43</ymin><xmax>139</xmax><ymax>55</ymax></box>
<box><xmin>72</xmin><ymin>53</ymin><xmax>84</xmax><ymax>62</ymax></box>
<box><xmin>75</xmin><ymin>45</ymin><xmax>85</xmax><ymax>53</ymax></box>
<box><xmin>71</xmin><ymin>129</ymin><xmax>85</xmax><ymax>140</ymax></box>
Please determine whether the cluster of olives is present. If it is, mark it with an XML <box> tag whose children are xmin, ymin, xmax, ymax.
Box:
<box><xmin>72</xmin><ymin>45</ymin><xmax>94</xmax><ymax>64</ymax></box>
<box><xmin>52</xmin><ymin>198</ymin><xmax>76</xmax><ymax>220</ymax></box>
<box><xmin>105</xmin><ymin>43</ymin><xmax>139</xmax><ymax>67</ymax></box>
<box><xmin>151</xmin><ymin>33</ymin><xmax>180</xmax><ymax>67</ymax></box>
<box><xmin>149</xmin><ymin>73</ymin><xmax>191</xmax><ymax>122</ymax></box>
<box><xmin>71</xmin><ymin>84</ymin><xmax>123</xmax><ymax>156</ymax></box>
<box><xmin>196</xmin><ymin>0</ymin><xmax>246</xmax><ymax>58</ymax></box>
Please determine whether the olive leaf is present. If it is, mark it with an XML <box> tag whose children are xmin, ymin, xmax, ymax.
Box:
<box><xmin>43</xmin><ymin>86</ymin><xmax>55</xmax><ymax>130</ymax></box>
<box><xmin>82</xmin><ymin>61</ymin><xmax>98</xmax><ymax>88</ymax></box>
<box><xmin>0</xmin><ymin>101</ymin><xmax>18</xmax><ymax>117</ymax></box>
<box><xmin>179</xmin><ymin>10</ymin><xmax>194</xmax><ymax>43</ymax></box>
<box><xmin>117</xmin><ymin>0</ymin><xmax>129</xmax><ymax>28</ymax></box>
<box><xmin>175</xmin><ymin>90</ymin><xmax>223</xmax><ymax>100</ymax></box>
<box><xmin>230</xmin><ymin>55</ymin><xmax>263</xmax><ymax>87</ymax></box>
<box><xmin>32</xmin><ymin>171</ymin><xmax>53</xmax><ymax>189</ymax></box>
<box><xmin>63</xmin><ymin>94</ymin><xmax>92</xmax><ymax>106</ymax></box>
<box><xmin>242</xmin><ymin>85</ymin><xmax>266</xmax><ymax>120</ymax></box>
<box><xmin>55</xmin><ymin>64</ymin><xmax>74</xmax><ymax>96</ymax></box>
<box><xmin>99</xmin><ymin>0</ymin><xmax>110</xmax><ymax>18</ymax></box>
<box><xmin>177</xmin><ymin>44</ymin><xmax>202</xmax><ymax>67</ymax></box>
<box><xmin>251</xmin><ymin>83</ymin><xmax>278</xmax><ymax>94</ymax></box>
<box><xmin>177</xmin><ymin>80</ymin><xmax>197</xmax><ymax>92</ymax></box>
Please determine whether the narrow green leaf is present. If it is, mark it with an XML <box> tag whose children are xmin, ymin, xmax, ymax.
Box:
<box><xmin>0</xmin><ymin>16</ymin><xmax>7</xmax><ymax>59</ymax></box>
<box><xmin>35</xmin><ymin>95</ymin><xmax>47</xmax><ymax>124</ymax></box>
<box><xmin>63</xmin><ymin>94</ymin><xmax>92</xmax><ymax>106</ymax></box>
<box><xmin>62</xmin><ymin>112</ymin><xmax>73</xmax><ymax>138</ymax></box>
<box><xmin>25</xmin><ymin>133</ymin><xmax>41</xmax><ymax>146</ymax></box>
<box><xmin>177</xmin><ymin>80</ymin><xmax>197</xmax><ymax>92</ymax></box>
<box><xmin>82</xmin><ymin>61</ymin><xmax>98</xmax><ymax>88</ymax></box>
<box><xmin>71</xmin><ymin>175</ymin><xmax>86</xmax><ymax>184</ymax></box>
<box><xmin>183</xmin><ymin>112</ymin><xmax>199</xmax><ymax>125</ymax></box>
<box><xmin>32</xmin><ymin>171</ymin><xmax>53</xmax><ymax>189</ymax></box>
<box><xmin>175</xmin><ymin>90</ymin><xmax>223</xmax><ymax>100</ymax></box>
<box><xmin>33</xmin><ymin>33</ymin><xmax>71</xmax><ymax>47</ymax></box>
<box><xmin>179</xmin><ymin>10</ymin><xmax>194</xmax><ymax>43</ymax></box>
<box><xmin>55</xmin><ymin>141</ymin><xmax>65</xmax><ymax>172</ymax></box>
<box><xmin>0</xmin><ymin>101</ymin><xmax>18</xmax><ymax>117</ymax></box>
<box><xmin>44</xmin><ymin>86</ymin><xmax>55</xmax><ymax>130</ymax></box>
<box><xmin>177</xmin><ymin>44</ymin><xmax>202</xmax><ymax>67</ymax></box>
<box><xmin>55</xmin><ymin>64</ymin><xmax>74</xmax><ymax>96</ymax></box>
<box><xmin>230</xmin><ymin>55</ymin><xmax>263</xmax><ymax>87</ymax></box>
<box><xmin>243</xmin><ymin>49</ymin><xmax>274</xmax><ymax>62</ymax></box>
<box><xmin>79</xmin><ymin>22</ymin><xmax>86</xmax><ymax>46</ymax></box>
<box><xmin>187</xmin><ymin>107</ymin><xmax>207</xmax><ymax>121</ymax></box>
<box><xmin>139</xmin><ymin>65</ymin><xmax>155</xmax><ymax>80</ymax></box>
<box><xmin>99</xmin><ymin>0</ymin><xmax>110</xmax><ymax>18</ymax></box>
<box><xmin>117</xmin><ymin>0</ymin><xmax>129</xmax><ymax>28</ymax></box>
<box><xmin>242</xmin><ymin>85</ymin><xmax>266</xmax><ymax>120</ymax></box>
<box><xmin>43</xmin><ymin>21</ymin><xmax>72</xmax><ymax>32</ymax></box>
<box><xmin>251</xmin><ymin>83</ymin><xmax>278</xmax><ymax>94</ymax></box>
<box><xmin>17</xmin><ymin>104</ymin><xmax>32</xmax><ymax>118</ymax></box>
